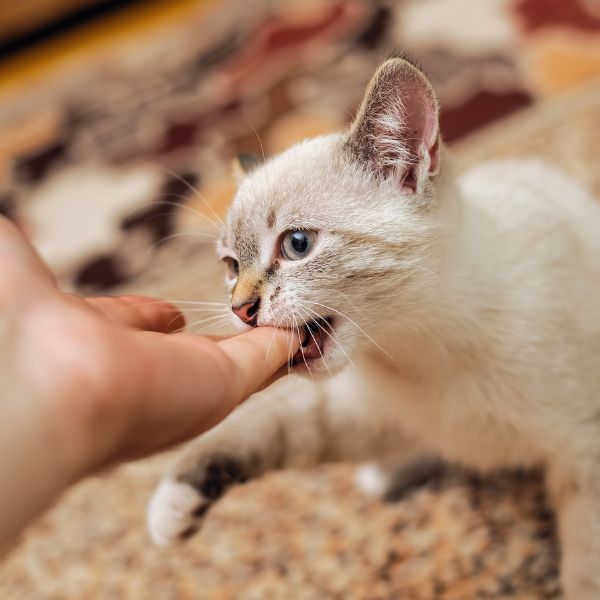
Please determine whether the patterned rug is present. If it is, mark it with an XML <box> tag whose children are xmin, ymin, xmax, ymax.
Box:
<box><xmin>1</xmin><ymin>1</ymin><xmax>600</xmax><ymax>598</ymax></box>
<box><xmin>1</xmin><ymin>0</ymin><xmax>599</xmax><ymax>294</ymax></box>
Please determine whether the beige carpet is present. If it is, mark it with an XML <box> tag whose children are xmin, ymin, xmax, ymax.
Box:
<box><xmin>1</xmin><ymin>82</ymin><xmax>599</xmax><ymax>599</ymax></box>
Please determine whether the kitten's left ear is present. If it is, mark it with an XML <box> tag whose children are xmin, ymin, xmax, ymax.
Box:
<box><xmin>232</xmin><ymin>153</ymin><xmax>264</xmax><ymax>182</ymax></box>
<box><xmin>346</xmin><ymin>56</ymin><xmax>440</xmax><ymax>194</ymax></box>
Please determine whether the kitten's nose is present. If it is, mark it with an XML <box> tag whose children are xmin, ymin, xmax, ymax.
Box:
<box><xmin>232</xmin><ymin>296</ymin><xmax>260</xmax><ymax>326</ymax></box>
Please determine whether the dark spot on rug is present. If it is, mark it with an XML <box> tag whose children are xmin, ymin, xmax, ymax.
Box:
<box><xmin>15</xmin><ymin>140</ymin><xmax>69</xmax><ymax>184</ymax></box>
<box><xmin>75</xmin><ymin>253</ymin><xmax>129</xmax><ymax>291</ymax></box>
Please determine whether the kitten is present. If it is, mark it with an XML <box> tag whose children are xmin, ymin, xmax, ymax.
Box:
<box><xmin>147</xmin><ymin>55</ymin><xmax>600</xmax><ymax>598</ymax></box>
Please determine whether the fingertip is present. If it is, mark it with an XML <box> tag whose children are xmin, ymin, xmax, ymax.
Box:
<box><xmin>216</xmin><ymin>326</ymin><xmax>300</xmax><ymax>400</ymax></box>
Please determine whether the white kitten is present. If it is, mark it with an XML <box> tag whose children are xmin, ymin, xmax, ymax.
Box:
<box><xmin>148</xmin><ymin>55</ymin><xmax>600</xmax><ymax>598</ymax></box>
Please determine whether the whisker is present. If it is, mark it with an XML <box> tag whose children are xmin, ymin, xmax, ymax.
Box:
<box><xmin>185</xmin><ymin>314</ymin><xmax>232</xmax><ymax>332</ymax></box>
<box><xmin>199</xmin><ymin>321</ymin><xmax>235</xmax><ymax>335</ymax></box>
<box><xmin>241</xmin><ymin>116</ymin><xmax>266</xmax><ymax>162</ymax></box>
<box><xmin>298</xmin><ymin>302</ymin><xmax>357</xmax><ymax>371</ymax></box>
<box><xmin>177</xmin><ymin>308</ymin><xmax>231</xmax><ymax>316</ymax></box>
<box><xmin>286</xmin><ymin>320</ymin><xmax>293</xmax><ymax>377</ymax></box>
<box><xmin>177</xmin><ymin>305</ymin><xmax>230</xmax><ymax>311</ymax></box>
<box><xmin>292</xmin><ymin>310</ymin><xmax>312</xmax><ymax>377</ymax></box>
<box><xmin>109</xmin><ymin>299</ymin><xmax>228</xmax><ymax>313</ymax></box>
<box><xmin>304</xmin><ymin>300</ymin><xmax>392</xmax><ymax>361</ymax></box>
<box><xmin>146</xmin><ymin>232</ymin><xmax>218</xmax><ymax>254</ymax></box>
<box><xmin>263</xmin><ymin>322</ymin><xmax>278</xmax><ymax>376</ymax></box>
<box><xmin>159</xmin><ymin>198</ymin><xmax>224</xmax><ymax>234</ymax></box>
<box><xmin>88</xmin><ymin>298</ymin><xmax>227</xmax><ymax>315</ymax></box>
<box><xmin>159</xmin><ymin>167</ymin><xmax>226</xmax><ymax>229</ymax></box>
<box><xmin>296</xmin><ymin>305</ymin><xmax>331</xmax><ymax>375</ymax></box>
<box><xmin>324</xmin><ymin>287</ymin><xmax>365</xmax><ymax>319</ymax></box>
<box><xmin>124</xmin><ymin>196</ymin><xmax>223</xmax><ymax>234</ymax></box>
<box><xmin>411</xmin><ymin>263</ymin><xmax>447</xmax><ymax>295</ymax></box>
<box><xmin>165</xmin><ymin>300</ymin><xmax>229</xmax><ymax>306</ymax></box>
<box><xmin>185</xmin><ymin>314</ymin><xmax>232</xmax><ymax>326</ymax></box>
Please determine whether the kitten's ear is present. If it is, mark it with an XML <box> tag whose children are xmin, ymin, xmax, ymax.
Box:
<box><xmin>346</xmin><ymin>56</ymin><xmax>440</xmax><ymax>194</ymax></box>
<box><xmin>232</xmin><ymin>153</ymin><xmax>264</xmax><ymax>181</ymax></box>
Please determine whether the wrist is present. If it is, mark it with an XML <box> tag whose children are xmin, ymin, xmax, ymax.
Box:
<box><xmin>0</xmin><ymin>388</ymin><xmax>82</xmax><ymax>548</ymax></box>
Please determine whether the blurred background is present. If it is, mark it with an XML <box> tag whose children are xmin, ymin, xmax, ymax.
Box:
<box><xmin>0</xmin><ymin>0</ymin><xmax>599</xmax><ymax>598</ymax></box>
<box><xmin>1</xmin><ymin>0</ymin><xmax>599</xmax><ymax>296</ymax></box>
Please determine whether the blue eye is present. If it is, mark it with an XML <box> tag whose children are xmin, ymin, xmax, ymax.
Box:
<box><xmin>281</xmin><ymin>230</ymin><xmax>316</xmax><ymax>260</ymax></box>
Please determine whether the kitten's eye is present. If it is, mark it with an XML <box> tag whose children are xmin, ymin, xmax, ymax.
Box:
<box><xmin>223</xmin><ymin>256</ymin><xmax>239</xmax><ymax>279</ymax></box>
<box><xmin>281</xmin><ymin>230</ymin><xmax>316</xmax><ymax>260</ymax></box>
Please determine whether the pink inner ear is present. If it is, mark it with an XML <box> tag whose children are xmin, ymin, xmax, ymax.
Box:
<box><xmin>347</xmin><ymin>58</ymin><xmax>440</xmax><ymax>190</ymax></box>
<box><xmin>429</xmin><ymin>136</ymin><xmax>440</xmax><ymax>174</ymax></box>
<box><xmin>394</xmin><ymin>77</ymin><xmax>439</xmax><ymax>192</ymax></box>
<box><xmin>403</xmin><ymin>79</ymin><xmax>439</xmax><ymax>163</ymax></box>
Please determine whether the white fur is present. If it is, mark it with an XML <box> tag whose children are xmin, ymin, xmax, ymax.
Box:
<box><xmin>147</xmin><ymin>479</ymin><xmax>205</xmax><ymax>547</ymax></box>
<box><xmin>150</xmin><ymin>60</ymin><xmax>600</xmax><ymax>598</ymax></box>
<box><xmin>354</xmin><ymin>463</ymin><xmax>389</xmax><ymax>497</ymax></box>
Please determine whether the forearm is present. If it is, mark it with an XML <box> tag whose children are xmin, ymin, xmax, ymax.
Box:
<box><xmin>0</xmin><ymin>386</ymin><xmax>79</xmax><ymax>550</ymax></box>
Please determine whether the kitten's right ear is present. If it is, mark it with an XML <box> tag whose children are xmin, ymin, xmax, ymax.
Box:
<box><xmin>345</xmin><ymin>55</ymin><xmax>440</xmax><ymax>195</ymax></box>
<box><xmin>232</xmin><ymin>153</ymin><xmax>264</xmax><ymax>181</ymax></box>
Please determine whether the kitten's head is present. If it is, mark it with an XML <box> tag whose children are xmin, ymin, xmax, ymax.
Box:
<box><xmin>219</xmin><ymin>56</ymin><xmax>446</xmax><ymax>375</ymax></box>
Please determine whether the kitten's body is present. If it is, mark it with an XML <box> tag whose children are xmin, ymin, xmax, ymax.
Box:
<box><xmin>399</xmin><ymin>159</ymin><xmax>600</xmax><ymax>471</ymax></box>
<box><xmin>148</xmin><ymin>58</ymin><xmax>600</xmax><ymax>597</ymax></box>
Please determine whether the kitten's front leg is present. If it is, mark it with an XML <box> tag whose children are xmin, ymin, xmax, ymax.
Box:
<box><xmin>148</xmin><ymin>373</ymin><xmax>416</xmax><ymax>546</ymax></box>
<box><xmin>548</xmin><ymin>463</ymin><xmax>600</xmax><ymax>599</ymax></box>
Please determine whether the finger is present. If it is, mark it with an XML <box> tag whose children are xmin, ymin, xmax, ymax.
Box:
<box><xmin>149</xmin><ymin>327</ymin><xmax>300</xmax><ymax>407</ymax></box>
<box><xmin>255</xmin><ymin>363</ymin><xmax>292</xmax><ymax>393</ymax></box>
<box><xmin>0</xmin><ymin>216</ymin><xmax>56</xmax><ymax>291</ymax></box>
<box><xmin>85</xmin><ymin>295</ymin><xmax>185</xmax><ymax>333</ymax></box>
<box><xmin>173</xmin><ymin>332</ymin><xmax>233</xmax><ymax>342</ymax></box>
<box><xmin>100</xmin><ymin>333</ymin><xmax>234</xmax><ymax>462</ymax></box>
<box><xmin>217</xmin><ymin>327</ymin><xmax>301</xmax><ymax>402</ymax></box>
<box><xmin>105</xmin><ymin>327</ymin><xmax>300</xmax><ymax>462</ymax></box>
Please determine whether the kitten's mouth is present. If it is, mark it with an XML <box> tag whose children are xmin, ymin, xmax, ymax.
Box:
<box><xmin>291</xmin><ymin>317</ymin><xmax>334</xmax><ymax>365</ymax></box>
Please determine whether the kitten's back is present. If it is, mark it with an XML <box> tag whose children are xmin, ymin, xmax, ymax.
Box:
<box><xmin>460</xmin><ymin>159</ymin><xmax>600</xmax><ymax>257</ymax></box>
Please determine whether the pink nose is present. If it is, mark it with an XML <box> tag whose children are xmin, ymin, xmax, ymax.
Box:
<box><xmin>232</xmin><ymin>297</ymin><xmax>260</xmax><ymax>326</ymax></box>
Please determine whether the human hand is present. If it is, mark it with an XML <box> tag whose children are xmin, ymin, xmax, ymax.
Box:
<box><xmin>0</xmin><ymin>217</ymin><xmax>299</xmax><ymax>546</ymax></box>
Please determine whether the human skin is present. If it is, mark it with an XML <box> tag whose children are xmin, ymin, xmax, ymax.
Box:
<box><xmin>0</xmin><ymin>216</ymin><xmax>299</xmax><ymax>548</ymax></box>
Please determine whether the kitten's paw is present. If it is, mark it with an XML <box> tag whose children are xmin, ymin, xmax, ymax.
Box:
<box><xmin>147</xmin><ymin>479</ymin><xmax>208</xmax><ymax>546</ymax></box>
<box><xmin>147</xmin><ymin>456</ymin><xmax>249</xmax><ymax>546</ymax></box>
<box><xmin>354</xmin><ymin>463</ymin><xmax>389</xmax><ymax>498</ymax></box>
<box><xmin>354</xmin><ymin>458</ymin><xmax>447</xmax><ymax>502</ymax></box>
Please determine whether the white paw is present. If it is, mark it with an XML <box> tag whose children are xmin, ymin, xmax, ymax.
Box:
<box><xmin>354</xmin><ymin>463</ymin><xmax>389</xmax><ymax>497</ymax></box>
<box><xmin>147</xmin><ymin>479</ymin><xmax>208</xmax><ymax>546</ymax></box>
